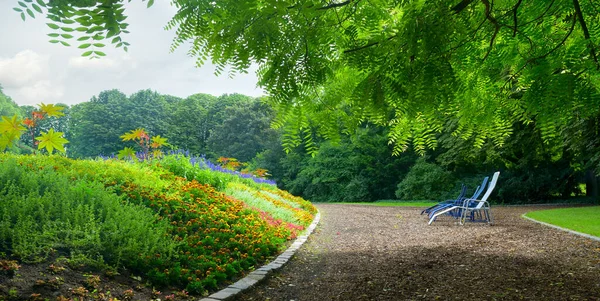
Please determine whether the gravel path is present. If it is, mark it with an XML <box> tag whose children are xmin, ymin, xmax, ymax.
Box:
<box><xmin>237</xmin><ymin>204</ymin><xmax>600</xmax><ymax>301</ymax></box>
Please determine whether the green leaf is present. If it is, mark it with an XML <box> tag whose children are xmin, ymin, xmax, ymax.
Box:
<box><xmin>36</xmin><ymin>0</ymin><xmax>46</xmax><ymax>7</ymax></box>
<box><xmin>61</xmin><ymin>27</ymin><xmax>74</xmax><ymax>32</ymax></box>
<box><xmin>46</xmin><ymin>23</ymin><xmax>59</xmax><ymax>29</ymax></box>
<box><xmin>0</xmin><ymin>134</ymin><xmax>13</xmax><ymax>151</ymax></box>
<box><xmin>18</xmin><ymin>1</ymin><xmax>27</xmax><ymax>8</ymax></box>
<box><xmin>0</xmin><ymin>115</ymin><xmax>26</xmax><ymax>135</ymax></box>
<box><xmin>117</xmin><ymin>147</ymin><xmax>136</xmax><ymax>160</ymax></box>
<box><xmin>62</xmin><ymin>19</ymin><xmax>75</xmax><ymax>24</ymax></box>
<box><xmin>78</xmin><ymin>43</ymin><xmax>91</xmax><ymax>49</ymax></box>
<box><xmin>82</xmin><ymin>51</ymin><xmax>94</xmax><ymax>57</ymax></box>
<box><xmin>35</xmin><ymin>128</ymin><xmax>69</xmax><ymax>154</ymax></box>
<box><xmin>39</xmin><ymin>103</ymin><xmax>66</xmax><ymax>117</ymax></box>
<box><xmin>75</xmin><ymin>27</ymin><xmax>88</xmax><ymax>32</ymax></box>
<box><xmin>93</xmin><ymin>43</ymin><xmax>105</xmax><ymax>48</ymax></box>
<box><xmin>13</xmin><ymin>7</ymin><xmax>22</xmax><ymax>12</ymax></box>
<box><xmin>77</xmin><ymin>36</ymin><xmax>90</xmax><ymax>41</ymax></box>
<box><xmin>94</xmin><ymin>51</ymin><xmax>107</xmax><ymax>57</ymax></box>
<box><xmin>26</xmin><ymin>8</ymin><xmax>35</xmax><ymax>18</ymax></box>
<box><xmin>61</xmin><ymin>34</ymin><xmax>74</xmax><ymax>39</ymax></box>
<box><xmin>49</xmin><ymin>39</ymin><xmax>60</xmax><ymax>44</ymax></box>
<box><xmin>20</xmin><ymin>12</ymin><xmax>25</xmax><ymax>21</ymax></box>
<box><xmin>147</xmin><ymin>0</ymin><xmax>154</xmax><ymax>8</ymax></box>
<box><xmin>31</xmin><ymin>3</ymin><xmax>42</xmax><ymax>13</ymax></box>
<box><xmin>59</xmin><ymin>41</ymin><xmax>71</xmax><ymax>46</ymax></box>
<box><xmin>47</xmin><ymin>33</ymin><xmax>59</xmax><ymax>38</ymax></box>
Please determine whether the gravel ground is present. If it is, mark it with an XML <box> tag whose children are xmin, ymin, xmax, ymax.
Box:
<box><xmin>237</xmin><ymin>204</ymin><xmax>600</xmax><ymax>301</ymax></box>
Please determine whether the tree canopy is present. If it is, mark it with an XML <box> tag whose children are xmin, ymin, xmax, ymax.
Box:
<box><xmin>14</xmin><ymin>0</ymin><xmax>600</xmax><ymax>154</ymax></box>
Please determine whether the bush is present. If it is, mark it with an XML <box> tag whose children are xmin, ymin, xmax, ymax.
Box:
<box><xmin>1</xmin><ymin>154</ymin><xmax>316</xmax><ymax>294</ymax></box>
<box><xmin>0</xmin><ymin>157</ymin><xmax>178</xmax><ymax>270</ymax></box>
<box><xmin>395</xmin><ymin>158</ymin><xmax>457</xmax><ymax>200</ymax></box>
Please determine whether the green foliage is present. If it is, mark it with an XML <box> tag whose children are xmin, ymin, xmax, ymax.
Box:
<box><xmin>0</xmin><ymin>153</ymin><xmax>316</xmax><ymax>294</ymax></box>
<box><xmin>12</xmin><ymin>0</ymin><xmax>147</xmax><ymax>58</ymax></box>
<box><xmin>35</xmin><ymin>128</ymin><xmax>69</xmax><ymax>154</ymax></box>
<box><xmin>395</xmin><ymin>158</ymin><xmax>457</xmax><ymax>201</ymax></box>
<box><xmin>525</xmin><ymin>206</ymin><xmax>600</xmax><ymax>237</ymax></box>
<box><xmin>1</xmin><ymin>103</ymin><xmax>69</xmax><ymax>154</ymax></box>
<box><xmin>119</xmin><ymin>128</ymin><xmax>169</xmax><ymax>160</ymax></box>
<box><xmin>0</xmin><ymin>89</ymin><xmax>21</xmax><ymax>118</ymax></box>
<box><xmin>225</xmin><ymin>184</ymin><xmax>306</xmax><ymax>228</ymax></box>
<box><xmin>208</xmin><ymin>99</ymin><xmax>278</xmax><ymax>162</ymax></box>
<box><xmin>284</xmin><ymin>127</ymin><xmax>417</xmax><ymax>202</ymax></box>
<box><xmin>68</xmin><ymin>89</ymin><xmax>174</xmax><ymax>158</ymax></box>
<box><xmin>0</xmin><ymin>156</ymin><xmax>178</xmax><ymax>268</ymax></box>
<box><xmin>22</xmin><ymin>0</ymin><xmax>600</xmax><ymax>156</ymax></box>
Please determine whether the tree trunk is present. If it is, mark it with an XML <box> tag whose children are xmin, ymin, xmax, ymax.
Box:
<box><xmin>585</xmin><ymin>169</ymin><xmax>599</xmax><ymax>203</ymax></box>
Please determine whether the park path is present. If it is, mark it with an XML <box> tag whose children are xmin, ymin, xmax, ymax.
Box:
<box><xmin>237</xmin><ymin>204</ymin><xmax>600</xmax><ymax>301</ymax></box>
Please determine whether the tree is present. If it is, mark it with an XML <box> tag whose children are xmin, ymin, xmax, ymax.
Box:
<box><xmin>0</xmin><ymin>88</ymin><xmax>22</xmax><ymax>117</ymax></box>
<box><xmin>68</xmin><ymin>89</ymin><xmax>175</xmax><ymax>158</ymax></box>
<box><xmin>15</xmin><ymin>0</ymin><xmax>600</xmax><ymax>155</ymax></box>
<box><xmin>283</xmin><ymin>126</ymin><xmax>417</xmax><ymax>202</ymax></box>
<box><xmin>207</xmin><ymin>98</ymin><xmax>278</xmax><ymax>162</ymax></box>
<box><xmin>68</xmin><ymin>90</ymin><xmax>129</xmax><ymax>157</ymax></box>
<box><xmin>167</xmin><ymin>94</ymin><xmax>213</xmax><ymax>156</ymax></box>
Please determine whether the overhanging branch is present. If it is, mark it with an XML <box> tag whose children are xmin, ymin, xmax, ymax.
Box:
<box><xmin>318</xmin><ymin>0</ymin><xmax>353</xmax><ymax>10</ymax></box>
<box><xmin>343</xmin><ymin>35</ymin><xmax>397</xmax><ymax>54</ymax></box>
<box><xmin>573</xmin><ymin>0</ymin><xmax>600</xmax><ymax>69</ymax></box>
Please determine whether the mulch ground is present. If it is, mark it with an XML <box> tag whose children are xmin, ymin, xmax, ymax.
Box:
<box><xmin>237</xmin><ymin>204</ymin><xmax>600</xmax><ymax>301</ymax></box>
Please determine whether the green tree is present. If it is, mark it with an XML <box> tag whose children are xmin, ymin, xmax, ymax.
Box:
<box><xmin>69</xmin><ymin>89</ymin><xmax>174</xmax><ymax>158</ymax></box>
<box><xmin>16</xmin><ymin>0</ymin><xmax>600</xmax><ymax>155</ymax></box>
<box><xmin>68</xmin><ymin>90</ymin><xmax>129</xmax><ymax>157</ymax></box>
<box><xmin>0</xmin><ymin>87</ymin><xmax>22</xmax><ymax>117</ymax></box>
<box><xmin>284</xmin><ymin>127</ymin><xmax>417</xmax><ymax>202</ymax></box>
<box><xmin>167</xmin><ymin>94</ymin><xmax>213</xmax><ymax>156</ymax></box>
<box><xmin>207</xmin><ymin>98</ymin><xmax>278</xmax><ymax>162</ymax></box>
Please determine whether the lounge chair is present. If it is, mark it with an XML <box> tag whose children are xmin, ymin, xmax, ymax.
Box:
<box><xmin>425</xmin><ymin>176</ymin><xmax>489</xmax><ymax>219</ymax></box>
<box><xmin>420</xmin><ymin>184</ymin><xmax>467</xmax><ymax>215</ymax></box>
<box><xmin>428</xmin><ymin>171</ymin><xmax>499</xmax><ymax>225</ymax></box>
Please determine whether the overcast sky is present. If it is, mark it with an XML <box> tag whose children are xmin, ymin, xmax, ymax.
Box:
<box><xmin>0</xmin><ymin>0</ymin><xmax>263</xmax><ymax>106</ymax></box>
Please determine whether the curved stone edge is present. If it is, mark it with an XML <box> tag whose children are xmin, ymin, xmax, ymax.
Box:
<box><xmin>521</xmin><ymin>214</ymin><xmax>600</xmax><ymax>242</ymax></box>
<box><xmin>199</xmin><ymin>211</ymin><xmax>321</xmax><ymax>301</ymax></box>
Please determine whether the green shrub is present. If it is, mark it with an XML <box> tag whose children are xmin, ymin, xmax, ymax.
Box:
<box><xmin>0</xmin><ymin>157</ymin><xmax>178</xmax><ymax>271</ymax></box>
<box><xmin>395</xmin><ymin>158</ymin><xmax>457</xmax><ymax>200</ymax></box>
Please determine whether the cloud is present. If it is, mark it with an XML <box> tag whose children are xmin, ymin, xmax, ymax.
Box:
<box><xmin>0</xmin><ymin>50</ymin><xmax>65</xmax><ymax>105</ymax></box>
<box><xmin>0</xmin><ymin>50</ymin><xmax>49</xmax><ymax>88</ymax></box>
<box><xmin>17</xmin><ymin>80</ymin><xmax>64</xmax><ymax>104</ymax></box>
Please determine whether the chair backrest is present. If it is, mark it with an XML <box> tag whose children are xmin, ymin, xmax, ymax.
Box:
<box><xmin>479</xmin><ymin>172</ymin><xmax>500</xmax><ymax>202</ymax></box>
<box><xmin>456</xmin><ymin>184</ymin><xmax>467</xmax><ymax>200</ymax></box>
<box><xmin>470</xmin><ymin>176</ymin><xmax>489</xmax><ymax>199</ymax></box>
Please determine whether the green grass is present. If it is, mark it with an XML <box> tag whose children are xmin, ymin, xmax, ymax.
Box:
<box><xmin>339</xmin><ymin>200</ymin><xmax>437</xmax><ymax>207</ymax></box>
<box><xmin>525</xmin><ymin>206</ymin><xmax>600</xmax><ymax>237</ymax></box>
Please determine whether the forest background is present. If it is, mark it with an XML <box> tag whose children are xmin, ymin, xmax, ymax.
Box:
<box><xmin>1</xmin><ymin>85</ymin><xmax>597</xmax><ymax>205</ymax></box>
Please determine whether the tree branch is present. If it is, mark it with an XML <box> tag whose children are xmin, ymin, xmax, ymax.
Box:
<box><xmin>451</xmin><ymin>0</ymin><xmax>475</xmax><ymax>14</ymax></box>
<box><xmin>521</xmin><ymin>0</ymin><xmax>555</xmax><ymax>26</ymax></box>
<box><xmin>481</xmin><ymin>0</ymin><xmax>500</xmax><ymax>62</ymax></box>
<box><xmin>573</xmin><ymin>0</ymin><xmax>600</xmax><ymax>69</ymax></box>
<box><xmin>504</xmin><ymin>13</ymin><xmax>577</xmax><ymax>88</ymax></box>
<box><xmin>318</xmin><ymin>0</ymin><xmax>353</xmax><ymax>10</ymax></box>
<box><xmin>512</xmin><ymin>0</ymin><xmax>522</xmax><ymax>37</ymax></box>
<box><xmin>343</xmin><ymin>35</ymin><xmax>397</xmax><ymax>54</ymax></box>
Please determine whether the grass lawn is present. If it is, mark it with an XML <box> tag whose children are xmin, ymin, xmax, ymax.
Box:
<box><xmin>525</xmin><ymin>206</ymin><xmax>600</xmax><ymax>237</ymax></box>
<box><xmin>339</xmin><ymin>200</ymin><xmax>437</xmax><ymax>207</ymax></box>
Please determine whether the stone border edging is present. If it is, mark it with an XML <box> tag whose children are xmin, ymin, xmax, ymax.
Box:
<box><xmin>199</xmin><ymin>211</ymin><xmax>321</xmax><ymax>301</ymax></box>
<box><xmin>522</xmin><ymin>214</ymin><xmax>600</xmax><ymax>242</ymax></box>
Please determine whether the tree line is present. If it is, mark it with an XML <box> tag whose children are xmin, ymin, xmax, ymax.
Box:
<box><xmin>1</xmin><ymin>86</ymin><xmax>597</xmax><ymax>204</ymax></box>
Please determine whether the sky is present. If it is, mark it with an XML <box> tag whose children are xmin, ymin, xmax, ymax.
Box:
<box><xmin>0</xmin><ymin>0</ymin><xmax>263</xmax><ymax>106</ymax></box>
